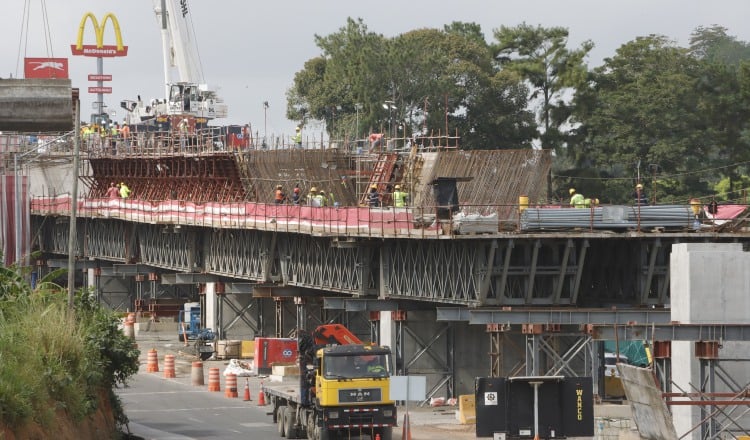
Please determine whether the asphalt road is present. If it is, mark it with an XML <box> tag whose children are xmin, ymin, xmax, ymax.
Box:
<box><xmin>119</xmin><ymin>371</ymin><xmax>278</xmax><ymax>439</ymax></box>
<box><xmin>118</xmin><ymin>332</ymin><xmax>476</xmax><ymax>440</ymax></box>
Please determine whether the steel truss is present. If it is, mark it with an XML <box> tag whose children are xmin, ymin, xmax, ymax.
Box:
<box><xmin>204</xmin><ymin>229</ymin><xmax>274</xmax><ymax>281</ymax></box>
<box><xmin>278</xmin><ymin>235</ymin><xmax>377</xmax><ymax>296</ymax></box>
<box><xmin>84</xmin><ymin>219</ymin><xmax>131</xmax><ymax>262</ymax></box>
<box><xmin>137</xmin><ymin>224</ymin><xmax>196</xmax><ymax>271</ymax></box>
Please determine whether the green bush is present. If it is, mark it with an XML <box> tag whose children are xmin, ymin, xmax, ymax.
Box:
<box><xmin>0</xmin><ymin>267</ymin><xmax>139</xmax><ymax>430</ymax></box>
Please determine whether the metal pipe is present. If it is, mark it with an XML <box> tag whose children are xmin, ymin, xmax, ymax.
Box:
<box><xmin>67</xmin><ymin>99</ymin><xmax>81</xmax><ymax>308</ymax></box>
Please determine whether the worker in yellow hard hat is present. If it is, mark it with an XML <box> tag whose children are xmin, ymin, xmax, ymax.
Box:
<box><xmin>569</xmin><ymin>188</ymin><xmax>585</xmax><ymax>208</ymax></box>
<box><xmin>307</xmin><ymin>187</ymin><xmax>320</xmax><ymax>206</ymax></box>
<box><xmin>367</xmin><ymin>184</ymin><xmax>381</xmax><ymax>207</ymax></box>
<box><xmin>633</xmin><ymin>183</ymin><xmax>648</xmax><ymax>206</ymax></box>
<box><xmin>393</xmin><ymin>184</ymin><xmax>409</xmax><ymax>207</ymax></box>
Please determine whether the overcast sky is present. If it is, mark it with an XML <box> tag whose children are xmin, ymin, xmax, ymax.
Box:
<box><xmin>4</xmin><ymin>0</ymin><xmax>750</xmax><ymax>136</ymax></box>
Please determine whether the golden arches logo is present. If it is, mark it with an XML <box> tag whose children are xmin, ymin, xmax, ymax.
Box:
<box><xmin>70</xmin><ymin>12</ymin><xmax>128</xmax><ymax>57</ymax></box>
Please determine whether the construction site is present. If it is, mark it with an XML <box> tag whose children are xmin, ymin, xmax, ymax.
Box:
<box><xmin>3</xmin><ymin>80</ymin><xmax>750</xmax><ymax>439</ymax></box>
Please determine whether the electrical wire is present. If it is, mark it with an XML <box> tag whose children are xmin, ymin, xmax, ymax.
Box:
<box><xmin>554</xmin><ymin>159</ymin><xmax>750</xmax><ymax>182</ymax></box>
<box><xmin>14</xmin><ymin>0</ymin><xmax>55</xmax><ymax>77</ymax></box>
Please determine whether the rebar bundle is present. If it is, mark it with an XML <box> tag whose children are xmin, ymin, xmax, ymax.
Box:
<box><xmin>520</xmin><ymin>205</ymin><xmax>695</xmax><ymax>231</ymax></box>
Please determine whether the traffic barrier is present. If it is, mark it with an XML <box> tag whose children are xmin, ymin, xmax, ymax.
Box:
<box><xmin>225</xmin><ymin>373</ymin><xmax>238</xmax><ymax>398</ymax></box>
<box><xmin>191</xmin><ymin>361</ymin><xmax>204</xmax><ymax>386</ymax></box>
<box><xmin>163</xmin><ymin>354</ymin><xmax>175</xmax><ymax>378</ymax></box>
<box><xmin>146</xmin><ymin>349</ymin><xmax>159</xmax><ymax>373</ymax></box>
<box><xmin>243</xmin><ymin>379</ymin><xmax>251</xmax><ymax>401</ymax></box>
<box><xmin>207</xmin><ymin>367</ymin><xmax>221</xmax><ymax>392</ymax></box>
<box><xmin>257</xmin><ymin>381</ymin><xmax>266</xmax><ymax>406</ymax></box>
<box><xmin>123</xmin><ymin>320</ymin><xmax>135</xmax><ymax>339</ymax></box>
<box><xmin>401</xmin><ymin>411</ymin><xmax>411</xmax><ymax>440</ymax></box>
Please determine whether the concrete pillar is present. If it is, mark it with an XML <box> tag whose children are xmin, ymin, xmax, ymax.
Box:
<box><xmin>205</xmin><ymin>282</ymin><xmax>217</xmax><ymax>338</ymax></box>
<box><xmin>670</xmin><ymin>243</ymin><xmax>750</xmax><ymax>439</ymax></box>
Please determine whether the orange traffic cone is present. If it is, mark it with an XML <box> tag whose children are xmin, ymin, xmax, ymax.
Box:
<box><xmin>401</xmin><ymin>412</ymin><xmax>411</xmax><ymax>440</ymax></box>
<box><xmin>243</xmin><ymin>379</ymin><xmax>252</xmax><ymax>401</ymax></box>
<box><xmin>257</xmin><ymin>381</ymin><xmax>266</xmax><ymax>406</ymax></box>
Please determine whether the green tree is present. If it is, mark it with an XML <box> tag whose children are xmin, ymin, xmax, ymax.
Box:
<box><xmin>492</xmin><ymin>23</ymin><xmax>593</xmax><ymax>153</ymax></box>
<box><xmin>288</xmin><ymin>18</ymin><xmax>536</xmax><ymax>148</ymax></box>
<box><xmin>571</xmin><ymin>35</ymin><xmax>705</xmax><ymax>203</ymax></box>
<box><xmin>690</xmin><ymin>26</ymin><xmax>750</xmax><ymax>201</ymax></box>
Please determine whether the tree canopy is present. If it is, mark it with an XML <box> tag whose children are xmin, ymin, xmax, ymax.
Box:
<box><xmin>287</xmin><ymin>18</ymin><xmax>750</xmax><ymax>203</ymax></box>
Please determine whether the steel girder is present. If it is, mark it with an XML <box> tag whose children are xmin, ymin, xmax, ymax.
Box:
<box><xmin>278</xmin><ymin>235</ymin><xmax>377</xmax><ymax>296</ymax></box>
<box><xmin>137</xmin><ymin>224</ymin><xmax>196</xmax><ymax>271</ymax></box>
<box><xmin>204</xmin><ymin>229</ymin><xmax>274</xmax><ymax>281</ymax></box>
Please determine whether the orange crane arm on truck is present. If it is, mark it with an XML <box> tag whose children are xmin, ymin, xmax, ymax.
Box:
<box><xmin>312</xmin><ymin>324</ymin><xmax>363</xmax><ymax>346</ymax></box>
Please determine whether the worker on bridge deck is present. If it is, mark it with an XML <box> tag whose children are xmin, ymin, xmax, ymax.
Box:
<box><xmin>274</xmin><ymin>185</ymin><xmax>287</xmax><ymax>204</ymax></box>
<box><xmin>393</xmin><ymin>184</ymin><xmax>409</xmax><ymax>207</ymax></box>
<box><xmin>633</xmin><ymin>183</ymin><xmax>649</xmax><ymax>206</ymax></box>
<box><xmin>569</xmin><ymin>188</ymin><xmax>585</xmax><ymax>208</ymax></box>
<box><xmin>367</xmin><ymin>184</ymin><xmax>381</xmax><ymax>207</ymax></box>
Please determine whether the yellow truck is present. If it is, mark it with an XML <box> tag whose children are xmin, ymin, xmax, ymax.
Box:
<box><xmin>263</xmin><ymin>325</ymin><xmax>397</xmax><ymax>440</ymax></box>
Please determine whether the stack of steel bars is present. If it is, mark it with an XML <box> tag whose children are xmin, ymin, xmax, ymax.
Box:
<box><xmin>520</xmin><ymin>205</ymin><xmax>695</xmax><ymax>231</ymax></box>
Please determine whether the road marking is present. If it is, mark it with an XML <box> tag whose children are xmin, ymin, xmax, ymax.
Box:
<box><xmin>127</xmin><ymin>406</ymin><xmax>250</xmax><ymax>412</ymax></box>
<box><xmin>240</xmin><ymin>422</ymin><xmax>274</xmax><ymax>428</ymax></box>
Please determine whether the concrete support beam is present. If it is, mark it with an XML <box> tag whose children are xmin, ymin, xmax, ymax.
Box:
<box><xmin>590</xmin><ymin>324</ymin><xmax>750</xmax><ymax>341</ymax></box>
<box><xmin>0</xmin><ymin>79</ymin><xmax>73</xmax><ymax>131</ymax></box>
<box><xmin>437</xmin><ymin>307</ymin><xmax>671</xmax><ymax>325</ymax></box>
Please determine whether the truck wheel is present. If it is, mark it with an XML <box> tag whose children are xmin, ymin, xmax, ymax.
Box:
<box><xmin>284</xmin><ymin>406</ymin><xmax>297</xmax><ymax>439</ymax></box>
<box><xmin>317</xmin><ymin>426</ymin><xmax>330</xmax><ymax>440</ymax></box>
<box><xmin>277</xmin><ymin>406</ymin><xmax>287</xmax><ymax>437</ymax></box>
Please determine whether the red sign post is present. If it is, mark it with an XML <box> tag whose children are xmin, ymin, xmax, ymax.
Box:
<box><xmin>88</xmin><ymin>74</ymin><xmax>113</xmax><ymax>81</ymax></box>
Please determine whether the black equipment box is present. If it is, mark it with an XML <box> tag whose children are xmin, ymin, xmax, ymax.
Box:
<box><xmin>475</xmin><ymin>376</ymin><xmax>594</xmax><ymax>439</ymax></box>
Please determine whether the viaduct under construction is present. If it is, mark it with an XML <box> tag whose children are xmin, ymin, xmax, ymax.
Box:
<box><xmin>4</xmin><ymin>82</ymin><xmax>750</xmax><ymax>439</ymax></box>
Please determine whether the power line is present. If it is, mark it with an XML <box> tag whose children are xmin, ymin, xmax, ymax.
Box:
<box><xmin>554</xmin><ymin>159</ymin><xmax>750</xmax><ymax>182</ymax></box>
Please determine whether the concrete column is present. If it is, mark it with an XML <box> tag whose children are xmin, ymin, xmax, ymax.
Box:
<box><xmin>670</xmin><ymin>243</ymin><xmax>750</xmax><ymax>439</ymax></box>
<box><xmin>205</xmin><ymin>282</ymin><xmax>217</xmax><ymax>338</ymax></box>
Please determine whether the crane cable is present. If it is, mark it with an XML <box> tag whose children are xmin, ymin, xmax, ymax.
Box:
<box><xmin>15</xmin><ymin>0</ymin><xmax>55</xmax><ymax>78</ymax></box>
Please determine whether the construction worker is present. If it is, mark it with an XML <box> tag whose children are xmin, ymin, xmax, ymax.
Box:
<box><xmin>292</xmin><ymin>183</ymin><xmax>301</xmax><ymax>204</ymax></box>
<box><xmin>274</xmin><ymin>185</ymin><xmax>287</xmax><ymax>204</ymax></box>
<box><xmin>178</xmin><ymin>118</ymin><xmax>189</xmax><ymax>150</ymax></box>
<box><xmin>292</xmin><ymin>126</ymin><xmax>302</xmax><ymax>148</ymax></box>
<box><xmin>569</xmin><ymin>188</ymin><xmax>585</xmax><ymax>208</ymax></box>
<box><xmin>308</xmin><ymin>187</ymin><xmax>320</xmax><ymax>206</ymax></box>
<box><xmin>119</xmin><ymin>122</ymin><xmax>131</xmax><ymax>149</ymax></box>
<box><xmin>633</xmin><ymin>183</ymin><xmax>649</xmax><ymax>206</ymax></box>
<box><xmin>328</xmin><ymin>191</ymin><xmax>337</xmax><ymax>206</ymax></box>
<box><xmin>317</xmin><ymin>189</ymin><xmax>328</xmax><ymax>206</ymax></box>
<box><xmin>105</xmin><ymin>182</ymin><xmax>119</xmax><ymax>199</ymax></box>
<box><xmin>393</xmin><ymin>184</ymin><xmax>409</xmax><ymax>207</ymax></box>
<box><xmin>119</xmin><ymin>182</ymin><xmax>132</xmax><ymax>199</ymax></box>
<box><xmin>367</xmin><ymin>184</ymin><xmax>381</xmax><ymax>207</ymax></box>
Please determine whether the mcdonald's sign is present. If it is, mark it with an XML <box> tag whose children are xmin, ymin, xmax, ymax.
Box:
<box><xmin>70</xmin><ymin>12</ymin><xmax>128</xmax><ymax>57</ymax></box>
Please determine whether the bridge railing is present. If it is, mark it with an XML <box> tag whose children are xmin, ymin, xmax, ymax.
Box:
<box><xmin>30</xmin><ymin>195</ymin><xmax>746</xmax><ymax>237</ymax></box>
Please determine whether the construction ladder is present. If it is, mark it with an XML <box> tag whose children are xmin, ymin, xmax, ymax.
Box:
<box><xmin>360</xmin><ymin>153</ymin><xmax>399</xmax><ymax>206</ymax></box>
